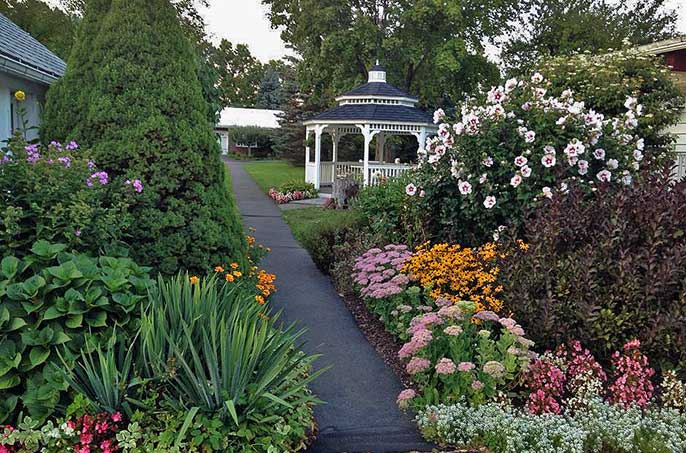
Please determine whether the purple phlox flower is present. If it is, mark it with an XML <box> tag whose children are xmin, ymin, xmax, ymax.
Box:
<box><xmin>75</xmin><ymin>228</ymin><xmax>82</xmax><ymax>237</ymax></box>
<box><xmin>87</xmin><ymin>160</ymin><xmax>96</xmax><ymax>170</ymax></box>
<box><xmin>87</xmin><ymin>171</ymin><xmax>109</xmax><ymax>186</ymax></box>
<box><xmin>66</xmin><ymin>141</ymin><xmax>79</xmax><ymax>150</ymax></box>
<box><xmin>49</xmin><ymin>140</ymin><xmax>62</xmax><ymax>151</ymax></box>
<box><xmin>57</xmin><ymin>157</ymin><xmax>71</xmax><ymax>168</ymax></box>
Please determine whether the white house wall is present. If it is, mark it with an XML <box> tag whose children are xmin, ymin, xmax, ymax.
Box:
<box><xmin>0</xmin><ymin>72</ymin><xmax>48</xmax><ymax>144</ymax></box>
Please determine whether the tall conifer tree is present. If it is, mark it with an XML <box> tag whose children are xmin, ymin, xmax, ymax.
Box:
<box><xmin>43</xmin><ymin>0</ymin><xmax>246</xmax><ymax>273</ymax></box>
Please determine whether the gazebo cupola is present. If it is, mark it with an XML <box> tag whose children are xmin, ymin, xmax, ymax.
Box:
<box><xmin>303</xmin><ymin>62</ymin><xmax>437</xmax><ymax>188</ymax></box>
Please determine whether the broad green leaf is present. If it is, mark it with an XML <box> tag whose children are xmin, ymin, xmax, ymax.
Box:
<box><xmin>22</xmin><ymin>275</ymin><xmax>46</xmax><ymax>297</ymax></box>
<box><xmin>42</xmin><ymin>306</ymin><xmax>63</xmax><ymax>321</ymax></box>
<box><xmin>7</xmin><ymin>318</ymin><xmax>27</xmax><ymax>332</ymax></box>
<box><xmin>65</xmin><ymin>314</ymin><xmax>83</xmax><ymax>329</ymax></box>
<box><xmin>1</xmin><ymin>256</ymin><xmax>19</xmax><ymax>280</ymax></box>
<box><xmin>28</xmin><ymin>347</ymin><xmax>50</xmax><ymax>369</ymax></box>
<box><xmin>31</xmin><ymin>241</ymin><xmax>66</xmax><ymax>259</ymax></box>
<box><xmin>0</xmin><ymin>374</ymin><xmax>20</xmax><ymax>390</ymax></box>
<box><xmin>46</xmin><ymin>262</ymin><xmax>82</xmax><ymax>282</ymax></box>
<box><xmin>86</xmin><ymin>311</ymin><xmax>107</xmax><ymax>328</ymax></box>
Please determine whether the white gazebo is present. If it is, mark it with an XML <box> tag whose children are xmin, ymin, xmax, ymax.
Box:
<box><xmin>303</xmin><ymin>63</ymin><xmax>437</xmax><ymax>188</ymax></box>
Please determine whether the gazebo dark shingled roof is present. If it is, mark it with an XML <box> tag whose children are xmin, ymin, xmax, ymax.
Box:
<box><xmin>339</xmin><ymin>82</ymin><xmax>419</xmax><ymax>99</ymax></box>
<box><xmin>310</xmin><ymin>103</ymin><xmax>432</xmax><ymax>123</ymax></box>
<box><xmin>0</xmin><ymin>13</ymin><xmax>66</xmax><ymax>80</ymax></box>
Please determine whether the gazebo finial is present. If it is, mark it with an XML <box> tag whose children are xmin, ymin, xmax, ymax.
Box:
<box><xmin>368</xmin><ymin>61</ymin><xmax>386</xmax><ymax>83</ymax></box>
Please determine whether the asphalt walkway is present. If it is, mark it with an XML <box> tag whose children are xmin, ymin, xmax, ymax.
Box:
<box><xmin>225</xmin><ymin>160</ymin><xmax>432</xmax><ymax>453</ymax></box>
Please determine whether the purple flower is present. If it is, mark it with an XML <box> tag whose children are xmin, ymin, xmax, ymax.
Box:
<box><xmin>473</xmin><ymin>310</ymin><xmax>500</xmax><ymax>322</ymax></box>
<box><xmin>49</xmin><ymin>141</ymin><xmax>62</xmax><ymax>151</ymax></box>
<box><xmin>57</xmin><ymin>157</ymin><xmax>71</xmax><ymax>168</ymax></box>
<box><xmin>66</xmin><ymin>141</ymin><xmax>79</xmax><ymax>150</ymax></box>
<box><xmin>75</xmin><ymin>228</ymin><xmax>82</xmax><ymax>237</ymax></box>
<box><xmin>87</xmin><ymin>171</ymin><xmax>109</xmax><ymax>186</ymax></box>
<box><xmin>87</xmin><ymin>160</ymin><xmax>96</xmax><ymax>170</ymax></box>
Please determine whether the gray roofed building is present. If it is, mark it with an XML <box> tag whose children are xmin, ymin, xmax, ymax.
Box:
<box><xmin>0</xmin><ymin>13</ymin><xmax>66</xmax><ymax>84</ymax></box>
<box><xmin>0</xmin><ymin>13</ymin><xmax>66</xmax><ymax>144</ymax></box>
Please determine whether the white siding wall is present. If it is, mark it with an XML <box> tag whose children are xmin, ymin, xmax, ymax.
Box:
<box><xmin>0</xmin><ymin>72</ymin><xmax>49</xmax><ymax>145</ymax></box>
<box><xmin>669</xmin><ymin>110</ymin><xmax>686</xmax><ymax>180</ymax></box>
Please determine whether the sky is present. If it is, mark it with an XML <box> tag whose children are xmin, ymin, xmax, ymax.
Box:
<box><xmin>202</xmin><ymin>0</ymin><xmax>686</xmax><ymax>63</ymax></box>
<box><xmin>200</xmin><ymin>0</ymin><xmax>291</xmax><ymax>62</ymax></box>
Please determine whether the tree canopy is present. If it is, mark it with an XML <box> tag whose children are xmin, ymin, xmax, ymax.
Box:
<box><xmin>43</xmin><ymin>0</ymin><xmax>247</xmax><ymax>274</ymax></box>
<box><xmin>262</xmin><ymin>0</ymin><xmax>531</xmax><ymax>109</ymax></box>
<box><xmin>501</xmin><ymin>0</ymin><xmax>679</xmax><ymax>74</ymax></box>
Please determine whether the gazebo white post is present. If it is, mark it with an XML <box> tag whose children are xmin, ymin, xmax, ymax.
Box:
<box><xmin>418</xmin><ymin>127</ymin><xmax>427</xmax><ymax>151</ymax></box>
<box><xmin>375</xmin><ymin>132</ymin><xmax>386</xmax><ymax>162</ymax></box>
<box><xmin>305</xmin><ymin>127</ymin><xmax>311</xmax><ymax>183</ymax></box>
<box><xmin>313</xmin><ymin>124</ymin><xmax>327</xmax><ymax>190</ymax></box>
<box><xmin>331</xmin><ymin>130</ymin><xmax>340</xmax><ymax>163</ymax></box>
<box><xmin>357</xmin><ymin>124</ymin><xmax>379</xmax><ymax>187</ymax></box>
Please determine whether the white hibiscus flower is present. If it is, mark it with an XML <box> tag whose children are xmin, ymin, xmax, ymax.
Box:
<box><xmin>510</xmin><ymin>174</ymin><xmax>523</xmax><ymax>187</ymax></box>
<box><xmin>405</xmin><ymin>183</ymin><xmax>418</xmax><ymax>196</ymax></box>
<box><xmin>458</xmin><ymin>181</ymin><xmax>473</xmax><ymax>195</ymax></box>
<box><xmin>483</xmin><ymin>195</ymin><xmax>497</xmax><ymax>209</ymax></box>
<box><xmin>597</xmin><ymin>170</ymin><xmax>612</xmax><ymax>182</ymax></box>
<box><xmin>541</xmin><ymin>154</ymin><xmax>556</xmax><ymax>168</ymax></box>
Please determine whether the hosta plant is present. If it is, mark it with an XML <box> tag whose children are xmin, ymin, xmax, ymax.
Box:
<box><xmin>0</xmin><ymin>240</ymin><xmax>152</xmax><ymax>423</ymax></box>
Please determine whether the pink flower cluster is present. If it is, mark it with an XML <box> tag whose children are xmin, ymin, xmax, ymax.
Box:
<box><xmin>125</xmin><ymin>179</ymin><xmax>144</xmax><ymax>193</ymax></box>
<box><xmin>608</xmin><ymin>339</ymin><xmax>655</xmax><ymax>408</ymax></box>
<box><xmin>268</xmin><ymin>187</ymin><xmax>316</xmax><ymax>204</ymax></box>
<box><xmin>526</xmin><ymin>339</ymin><xmax>654</xmax><ymax>414</ymax></box>
<box><xmin>526</xmin><ymin>356</ymin><xmax>567</xmax><ymax>414</ymax></box>
<box><xmin>353</xmin><ymin>245</ymin><xmax>412</xmax><ymax>300</ymax></box>
<box><xmin>1</xmin><ymin>412</ymin><xmax>123</xmax><ymax>453</ymax></box>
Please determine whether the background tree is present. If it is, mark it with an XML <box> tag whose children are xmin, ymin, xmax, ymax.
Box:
<box><xmin>501</xmin><ymin>0</ymin><xmax>679</xmax><ymax>74</ymax></box>
<box><xmin>256</xmin><ymin>61</ymin><xmax>288</xmax><ymax>110</ymax></box>
<box><xmin>0</xmin><ymin>0</ymin><xmax>76</xmax><ymax>58</ymax></box>
<box><xmin>210</xmin><ymin>40</ymin><xmax>264</xmax><ymax>107</ymax></box>
<box><xmin>43</xmin><ymin>0</ymin><xmax>246</xmax><ymax>274</ymax></box>
<box><xmin>262</xmin><ymin>0</ymin><xmax>528</xmax><ymax>109</ymax></box>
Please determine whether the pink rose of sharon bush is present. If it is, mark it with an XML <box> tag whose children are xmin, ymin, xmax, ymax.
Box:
<box><xmin>408</xmin><ymin>72</ymin><xmax>648</xmax><ymax>245</ymax></box>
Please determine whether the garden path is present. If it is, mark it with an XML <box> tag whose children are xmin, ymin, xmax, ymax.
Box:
<box><xmin>225</xmin><ymin>160</ymin><xmax>433</xmax><ymax>453</ymax></box>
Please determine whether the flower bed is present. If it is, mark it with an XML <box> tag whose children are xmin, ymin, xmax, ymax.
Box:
<box><xmin>268</xmin><ymin>180</ymin><xmax>318</xmax><ymax>204</ymax></box>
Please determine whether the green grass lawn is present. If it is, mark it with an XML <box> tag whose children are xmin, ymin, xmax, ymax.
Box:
<box><xmin>243</xmin><ymin>160</ymin><xmax>304</xmax><ymax>193</ymax></box>
<box><xmin>282</xmin><ymin>207</ymin><xmax>358</xmax><ymax>243</ymax></box>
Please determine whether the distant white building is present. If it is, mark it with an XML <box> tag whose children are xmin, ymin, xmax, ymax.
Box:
<box><xmin>0</xmin><ymin>13</ymin><xmax>66</xmax><ymax>144</ymax></box>
<box><xmin>215</xmin><ymin>107</ymin><xmax>282</xmax><ymax>155</ymax></box>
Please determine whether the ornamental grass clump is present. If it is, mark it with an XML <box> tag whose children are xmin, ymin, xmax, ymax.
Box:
<box><xmin>402</xmin><ymin>242</ymin><xmax>503</xmax><ymax>313</ymax></box>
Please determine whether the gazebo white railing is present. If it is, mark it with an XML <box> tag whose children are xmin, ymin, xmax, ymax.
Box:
<box><xmin>302</xmin><ymin>62</ymin><xmax>437</xmax><ymax>189</ymax></box>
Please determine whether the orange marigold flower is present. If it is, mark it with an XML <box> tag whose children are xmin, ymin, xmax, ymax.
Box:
<box><xmin>189</xmin><ymin>276</ymin><xmax>200</xmax><ymax>284</ymax></box>
<box><xmin>230</xmin><ymin>263</ymin><xmax>239</xmax><ymax>269</ymax></box>
<box><xmin>225</xmin><ymin>273</ymin><xmax>235</xmax><ymax>282</ymax></box>
<box><xmin>233</xmin><ymin>271</ymin><xmax>242</xmax><ymax>277</ymax></box>
<box><xmin>214</xmin><ymin>266</ymin><xmax>224</xmax><ymax>273</ymax></box>
<box><xmin>255</xmin><ymin>295</ymin><xmax>266</xmax><ymax>305</ymax></box>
